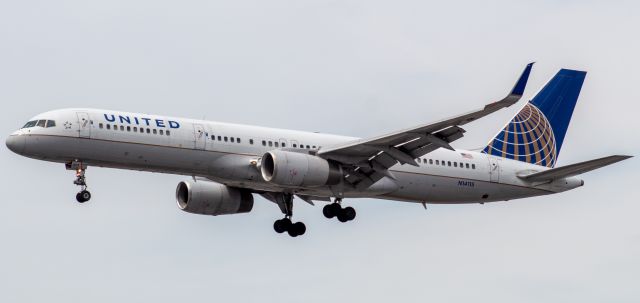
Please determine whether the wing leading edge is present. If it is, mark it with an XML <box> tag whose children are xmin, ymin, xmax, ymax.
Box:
<box><xmin>318</xmin><ymin>63</ymin><xmax>535</xmax><ymax>189</ymax></box>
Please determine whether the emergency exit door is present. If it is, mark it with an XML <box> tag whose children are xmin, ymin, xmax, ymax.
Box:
<box><xmin>193</xmin><ymin>124</ymin><xmax>206</xmax><ymax>150</ymax></box>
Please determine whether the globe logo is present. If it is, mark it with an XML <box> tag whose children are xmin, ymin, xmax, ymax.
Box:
<box><xmin>483</xmin><ymin>103</ymin><xmax>557</xmax><ymax>167</ymax></box>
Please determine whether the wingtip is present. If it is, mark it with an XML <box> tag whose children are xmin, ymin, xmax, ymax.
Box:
<box><xmin>510</xmin><ymin>63</ymin><xmax>534</xmax><ymax>96</ymax></box>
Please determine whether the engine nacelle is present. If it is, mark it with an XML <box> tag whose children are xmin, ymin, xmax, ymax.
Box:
<box><xmin>260</xmin><ymin>150</ymin><xmax>342</xmax><ymax>187</ymax></box>
<box><xmin>175</xmin><ymin>180</ymin><xmax>253</xmax><ymax>216</ymax></box>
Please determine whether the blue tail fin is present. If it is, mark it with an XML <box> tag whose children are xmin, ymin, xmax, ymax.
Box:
<box><xmin>482</xmin><ymin>69</ymin><xmax>587</xmax><ymax>167</ymax></box>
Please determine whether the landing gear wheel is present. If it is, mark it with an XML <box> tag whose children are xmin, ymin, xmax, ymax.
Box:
<box><xmin>287</xmin><ymin>222</ymin><xmax>306</xmax><ymax>237</ymax></box>
<box><xmin>323</xmin><ymin>203</ymin><xmax>341</xmax><ymax>218</ymax></box>
<box><xmin>273</xmin><ymin>218</ymin><xmax>292</xmax><ymax>234</ymax></box>
<box><xmin>337</xmin><ymin>211</ymin><xmax>350</xmax><ymax>222</ymax></box>
<box><xmin>343</xmin><ymin>206</ymin><xmax>356</xmax><ymax>221</ymax></box>
<box><xmin>75</xmin><ymin>190</ymin><xmax>91</xmax><ymax>203</ymax></box>
<box><xmin>293</xmin><ymin>222</ymin><xmax>306</xmax><ymax>236</ymax></box>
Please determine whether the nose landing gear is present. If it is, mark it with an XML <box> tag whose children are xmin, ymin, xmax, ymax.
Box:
<box><xmin>67</xmin><ymin>160</ymin><xmax>91</xmax><ymax>203</ymax></box>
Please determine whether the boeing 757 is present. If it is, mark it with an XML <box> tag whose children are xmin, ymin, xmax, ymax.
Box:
<box><xmin>5</xmin><ymin>63</ymin><xmax>631</xmax><ymax>237</ymax></box>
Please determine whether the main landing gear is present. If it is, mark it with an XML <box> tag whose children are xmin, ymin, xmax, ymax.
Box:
<box><xmin>323</xmin><ymin>199</ymin><xmax>356</xmax><ymax>222</ymax></box>
<box><xmin>68</xmin><ymin>160</ymin><xmax>91</xmax><ymax>203</ymax></box>
<box><xmin>272</xmin><ymin>193</ymin><xmax>306</xmax><ymax>237</ymax></box>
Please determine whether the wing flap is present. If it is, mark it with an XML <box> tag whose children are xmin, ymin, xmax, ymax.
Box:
<box><xmin>319</xmin><ymin>63</ymin><xmax>535</xmax><ymax>188</ymax></box>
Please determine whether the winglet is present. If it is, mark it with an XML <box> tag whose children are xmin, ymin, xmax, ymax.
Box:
<box><xmin>510</xmin><ymin>62</ymin><xmax>534</xmax><ymax>96</ymax></box>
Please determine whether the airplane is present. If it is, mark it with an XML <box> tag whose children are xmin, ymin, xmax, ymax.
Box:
<box><xmin>5</xmin><ymin>63</ymin><xmax>632</xmax><ymax>237</ymax></box>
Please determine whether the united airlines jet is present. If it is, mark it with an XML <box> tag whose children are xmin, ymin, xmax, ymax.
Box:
<box><xmin>5</xmin><ymin>64</ymin><xmax>631</xmax><ymax>237</ymax></box>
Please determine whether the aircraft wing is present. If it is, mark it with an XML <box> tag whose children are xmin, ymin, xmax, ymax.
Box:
<box><xmin>517</xmin><ymin>155</ymin><xmax>632</xmax><ymax>182</ymax></box>
<box><xmin>317</xmin><ymin>63</ymin><xmax>534</xmax><ymax>189</ymax></box>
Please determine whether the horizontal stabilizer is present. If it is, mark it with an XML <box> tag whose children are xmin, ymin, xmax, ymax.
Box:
<box><xmin>518</xmin><ymin>155</ymin><xmax>632</xmax><ymax>182</ymax></box>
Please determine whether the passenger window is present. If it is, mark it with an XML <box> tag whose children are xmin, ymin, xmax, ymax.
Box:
<box><xmin>306</xmin><ymin>145</ymin><xmax>310</xmax><ymax>149</ymax></box>
<box><xmin>448</xmin><ymin>161</ymin><xmax>451</xmax><ymax>167</ymax></box>
<box><xmin>133</xmin><ymin>127</ymin><xmax>137</xmax><ymax>132</ymax></box>
<box><xmin>146</xmin><ymin>128</ymin><xmax>150</xmax><ymax>134</ymax></box>
<box><xmin>98</xmin><ymin>123</ymin><xmax>103</xmax><ymax>129</ymax></box>
<box><xmin>262</xmin><ymin>140</ymin><xmax>266</xmax><ymax>146</ymax></box>
<box><xmin>237</xmin><ymin>138</ymin><xmax>241</xmax><ymax>143</ymax></box>
<box><xmin>218</xmin><ymin>136</ymin><xmax>222</xmax><ymax>141</ymax></box>
<box><xmin>429</xmin><ymin>159</ymin><xmax>433</xmax><ymax>165</ymax></box>
<box><xmin>293</xmin><ymin>144</ymin><xmax>297</xmax><ymax>148</ymax></box>
<box><xmin>159</xmin><ymin>130</ymin><xmax>164</xmax><ymax>135</ymax></box>
<box><xmin>46</xmin><ymin>120</ymin><xmax>56</xmax><ymax>128</ymax></box>
<box><xmin>153</xmin><ymin>129</ymin><xmax>157</xmax><ymax>134</ymax></box>
<box><xmin>472</xmin><ymin>164</ymin><xmax>476</xmax><ymax>169</ymax></box>
<box><xmin>249</xmin><ymin>139</ymin><xmax>253</xmax><ymax>145</ymax></box>
<box><xmin>224</xmin><ymin>136</ymin><xmax>228</xmax><ymax>142</ymax></box>
<box><xmin>454</xmin><ymin>162</ymin><xmax>457</xmax><ymax>167</ymax></box>
<box><xmin>312</xmin><ymin>145</ymin><xmax>316</xmax><ymax>149</ymax></box>
<box><xmin>435</xmin><ymin>160</ymin><xmax>439</xmax><ymax>165</ymax></box>
<box><xmin>36</xmin><ymin>120</ymin><xmax>46</xmax><ymax>127</ymax></box>
<box><xmin>140</xmin><ymin>127</ymin><xmax>144</xmax><ymax>133</ymax></box>
<box><xmin>230</xmin><ymin>137</ymin><xmax>235</xmax><ymax>143</ymax></box>
<box><xmin>211</xmin><ymin>135</ymin><xmax>215</xmax><ymax>140</ymax></box>
<box><xmin>282</xmin><ymin>142</ymin><xmax>286</xmax><ymax>147</ymax></box>
<box><xmin>120</xmin><ymin>126</ymin><xmax>124</xmax><ymax>131</ymax></box>
<box><xmin>106</xmin><ymin>124</ymin><xmax>111</xmax><ymax>130</ymax></box>
<box><xmin>269</xmin><ymin>141</ymin><xmax>273</xmax><ymax>147</ymax></box>
<box><xmin>466</xmin><ymin>163</ymin><xmax>470</xmax><ymax>169</ymax></box>
<box><xmin>275</xmin><ymin>142</ymin><xmax>279</xmax><ymax>147</ymax></box>
<box><xmin>127</xmin><ymin>126</ymin><xmax>131</xmax><ymax>132</ymax></box>
<box><xmin>166</xmin><ymin>130</ymin><xmax>171</xmax><ymax>136</ymax></box>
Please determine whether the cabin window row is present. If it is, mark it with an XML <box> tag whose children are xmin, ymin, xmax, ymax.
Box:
<box><xmin>210</xmin><ymin>135</ymin><xmax>241</xmax><ymax>144</ymax></box>
<box><xmin>419</xmin><ymin>158</ymin><xmax>476</xmax><ymax>169</ymax></box>
<box><xmin>259</xmin><ymin>140</ymin><xmax>318</xmax><ymax>149</ymax></box>
<box><xmin>201</xmin><ymin>133</ymin><xmax>320</xmax><ymax>150</ymax></box>
<box><xmin>262</xmin><ymin>140</ymin><xmax>286</xmax><ymax>148</ymax></box>
<box><xmin>98</xmin><ymin>123</ymin><xmax>171</xmax><ymax>136</ymax></box>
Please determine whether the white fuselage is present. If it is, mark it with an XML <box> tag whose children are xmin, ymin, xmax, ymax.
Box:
<box><xmin>7</xmin><ymin>108</ymin><xmax>584</xmax><ymax>204</ymax></box>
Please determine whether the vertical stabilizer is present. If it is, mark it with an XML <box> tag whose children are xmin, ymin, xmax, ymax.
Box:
<box><xmin>482</xmin><ymin>69</ymin><xmax>587</xmax><ymax>167</ymax></box>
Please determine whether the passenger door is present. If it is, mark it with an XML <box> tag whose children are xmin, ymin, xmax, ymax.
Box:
<box><xmin>193</xmin><ymin>123</ymin><xmax>206</xmax><ymax>150</ymax></box>
<box><xmin>488</xmin><ymin>156</ymin><xmax>501</xmax><ymax>183</ymax></box>
<box><xmin>76</xmin><ymin>112</ymin><xmax>91</xmax><ymax>138</ymax></box>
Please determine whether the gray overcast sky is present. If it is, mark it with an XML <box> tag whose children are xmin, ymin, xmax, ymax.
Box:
<box><xmin>1</xmin><ymin>0</ymin><xmax>638</xmax><ymax>302</ymax></box>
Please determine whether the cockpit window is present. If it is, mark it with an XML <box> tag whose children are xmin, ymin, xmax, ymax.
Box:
<box><xmin>21</xmin><ymin>119</ymin><xmax>56</xmax><ymax>129</ymax></box>
<box><xmin>22</xmin><ymin>120</ymin><xmax>37</xmax><ymax>128</ymax></box>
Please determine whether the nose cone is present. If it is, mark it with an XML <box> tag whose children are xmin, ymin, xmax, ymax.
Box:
<box><xmin>6</xmin><ymin>135</ymin><xmax>25</xmax><ymax>154</ymax></box>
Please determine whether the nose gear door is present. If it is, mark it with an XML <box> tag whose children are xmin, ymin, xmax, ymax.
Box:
<box><xmin>193</xmin><ymin>123</ymin><xmax>206</xmax><ymax>150</ymax></box>
<box><xmin>76</xmin><ymin>112</ymin><xmax>91</xmax><ymax>138</ymax></box>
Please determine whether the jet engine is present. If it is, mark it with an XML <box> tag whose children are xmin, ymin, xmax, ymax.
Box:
<box><xmin>260</xmin><ymin>150</ymin><xmax>342</xmax><ymax>187</ymax></box>
<box><xmin>176</xmin><ymin>180</ymin><xmax>253</xmax><ymax>216</ymax></box>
